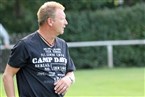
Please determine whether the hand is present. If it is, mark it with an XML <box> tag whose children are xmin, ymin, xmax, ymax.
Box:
<box><xmin>54</xmin><ymin>76</ymin><xmax>72</xmax><ymax>95</ymax></box>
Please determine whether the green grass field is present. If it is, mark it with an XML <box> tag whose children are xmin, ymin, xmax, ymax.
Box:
<box><xmin>0</xmin><ymin>67</ymin><xmax>145</xmax><ymax>97</ymax></box>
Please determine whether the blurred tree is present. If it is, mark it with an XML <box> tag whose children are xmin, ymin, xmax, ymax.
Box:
<box><xmin>0</xmin><ymin>0</ymin><xmax>144</xmax><ymax>33</ymax></box>
<box><xmin>124</xmin><ymin>0</ymin><xmax>145</xmax><ymax>6</ymax></box>
<box><xmin>0</xmin><ymin>0</ymin><xmax>46</xmax><ymax>33</ymax></box>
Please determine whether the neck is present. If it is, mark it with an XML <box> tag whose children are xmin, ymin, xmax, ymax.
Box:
<box><xmin>37</xmin><ymin>28</ymin><xmax>56</xmax><ymax>46</ymax></box>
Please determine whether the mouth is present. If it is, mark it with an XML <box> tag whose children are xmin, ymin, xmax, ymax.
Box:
<box><xmin>64</xmin><ymin>24</ymin><xmax>67</xmax><ymax>28</ymax></box>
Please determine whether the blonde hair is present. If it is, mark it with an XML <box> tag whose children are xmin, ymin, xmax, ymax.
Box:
<box><xmin>37</xmin><ymin>1</ymin><xmax>65</xmax><ymax>26</ymax></box>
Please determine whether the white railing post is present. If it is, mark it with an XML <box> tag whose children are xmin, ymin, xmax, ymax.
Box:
<box><xmin>107</xmin><ymin>45</ymin><xmax>113</xmax><ymax>68</ymax></box>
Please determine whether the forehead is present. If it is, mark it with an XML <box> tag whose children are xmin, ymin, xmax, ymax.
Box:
<box><xmin>55</xmin><ymin>9</ymin><xmax>66</xmax><ymax>18</ymax></box>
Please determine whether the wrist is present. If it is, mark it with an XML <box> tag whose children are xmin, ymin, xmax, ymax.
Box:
<box><xmin>68</xmin><ymin>76</ymin><xmax>74</xmax><ymax>84</ymax></box>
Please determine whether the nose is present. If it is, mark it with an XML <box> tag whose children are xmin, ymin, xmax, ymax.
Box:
<box><xmin>65</xmin><ymin>19</ymin><xmax>68</xmax><ymax>25</ymax></box>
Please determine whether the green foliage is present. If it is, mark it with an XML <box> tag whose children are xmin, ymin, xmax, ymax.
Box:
<box><xmin>114</xmin><ymin>45</ymin><xmax>145</xmax><ymax>67</ymax></box>
<box><xmin>0</xmin><ymin>0</ymin><xmax>145</xmax><ymax>69</ymax></box>
<box><xmin>64</xmin><ymin>3</ymin><xmax>145</xmax><ymax>41</ymax></box>
<box><xmin>0</xmin><ymin>0</ymin><xmax>46</xmax><ymax>33</ymax></box>
<box><xmin>57</xmin><ymin>0</ymin><xmax>113</xmax><ymax>11</ymax></box>
<box><xmin>1</xmin><ymin>0</ymin><xmax>144</xmax><ymax>33</ymax></box>
<box><xmin>61</xmin><ymin>3</ymin><xmax>145</xmax><ymax>69</ymax></box>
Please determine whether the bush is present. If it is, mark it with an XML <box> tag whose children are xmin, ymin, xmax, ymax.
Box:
<box><xmin>60</xmin><ymin>3</ymin><xmax>145</xmax><ymax>69</ymax></box>
<box><xmin>1</xmin><ymin>3</ymin><xmax>145</xmax><ymax>71</ymax></box>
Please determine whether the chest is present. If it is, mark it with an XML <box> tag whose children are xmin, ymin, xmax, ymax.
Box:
<box><xmin>26</xmin><ymin>43</ymin><xmax>68</xmax><ymax>73</ymax></box>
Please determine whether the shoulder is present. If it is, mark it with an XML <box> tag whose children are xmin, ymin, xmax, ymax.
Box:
<box><xmin>19</xmin><ymin>31</ymin><xmax>40</xmax><ymax>47</ymax></box>
<box><xmin>56</xmin><ymin>37</ymin><xmax>68</xmax><ymax>48</ymax></box>
<box><xmin>56</xmin><ymin>37</ymin><xmax>66</xmax><ymax>44</ymax></box>
<box><xmin>13</xmin><ymin>31</ymin><xmax>38</xmax><ymax>48</ymax></box>
<box><xmin>22</xmin><ymin>31</ymin><xmax>38</xmax><ymax>42</ymax></box>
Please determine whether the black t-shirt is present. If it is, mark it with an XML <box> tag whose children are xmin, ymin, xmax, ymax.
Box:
<box><xmin>8</xmin><ymin>32</ymin><xmax>75</xmax><ymax>97</ymax></box>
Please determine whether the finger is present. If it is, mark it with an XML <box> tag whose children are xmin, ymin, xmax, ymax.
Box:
<box><xmin>55</xmin><ymin>84</ymin><xmax>65</xmax><ymax>94</ymax></box>
<box><xmin>54</xmin><ymin>79</ymin><xmax>59</xmax><ymax>85</ymax></box>
<box><xmin>54</xmin><ymin>80</ymin><xmax>63</xmax><ymax>90</ymax></box>
<box><xmin>57</xmin><ymin>86</ymin><xmax>67</xmax><ymax>94</ymax></box>
<box><xmin>62</xmin><ymin>89</ymin><xmax>68</xmax><ymax>95</ymax></box>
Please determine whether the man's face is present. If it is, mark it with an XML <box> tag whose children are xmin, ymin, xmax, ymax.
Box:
<box><xmin>52</xmin><ymin>9</ymin><xmax>68</xmax><ymax>35</ymax></box>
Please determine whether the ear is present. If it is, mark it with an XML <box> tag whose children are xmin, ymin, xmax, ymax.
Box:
<box><xmin>47</xmin><ymin>18</ymin><xmax>54</xmax><ymax>26</ymax></box>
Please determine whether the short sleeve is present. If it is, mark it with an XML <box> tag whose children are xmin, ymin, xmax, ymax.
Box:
<box><xmin>65</xmin><ymin>44</ymin><xmax>76</xmax><ymax>73</ymax></box>
<box><xmin>8</xmin><ymin>40</ymin><xmax>29</xmax><ymax>68</ymax></box>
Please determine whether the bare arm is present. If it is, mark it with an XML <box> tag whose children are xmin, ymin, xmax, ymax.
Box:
<box><xmin>2</xmin><ymin>64</ymin><xmax>20</xmax><ymax>97</ymax></box>
<box><xmin>54</xmin><ymin>71</ymin><xmax>75</xmax><ymax>95</ymax></box>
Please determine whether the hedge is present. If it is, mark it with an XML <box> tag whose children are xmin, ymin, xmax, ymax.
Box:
<box><xmin>1</xmin><ymin>3</ymin><xmax>145</xmax><ymax>72</ymax></box>
<box><xmin>60</xmin><ymin>3</ymin><xmax>145</xmax><ymax>69</ymax></box>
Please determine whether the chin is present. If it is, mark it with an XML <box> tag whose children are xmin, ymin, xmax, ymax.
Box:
<box><xmin>57</xmin><ymin>32</ymin><xmax>63</xmax><ymax>36</ymax></box>
<box><xmin>60</xmin><ymin>31</ymin><xmax>64</xmax><ymax>35</ymax></box>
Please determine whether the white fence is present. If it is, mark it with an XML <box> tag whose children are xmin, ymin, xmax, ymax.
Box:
<box><xmin>1</xmin><ymin>39</ymin><xmax>145</xmax><ymax>68</ymax></box>
<box><xmin>67</xmin><ymin>39</ymin><xmax>145</xmax><ymax>68</ymax></box>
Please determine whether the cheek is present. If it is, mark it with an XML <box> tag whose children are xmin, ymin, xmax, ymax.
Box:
<box><xmin>55</xmin><ymin>21</ymin><xmax>62</xmax><ymax>26</ymax></box>
<box><xmin>54</xmin><ymin>24</ymin><xmax>62</xmax><ymax>32</ymax></box>
<box><xmin>53</xmin><ymin>21</ymin><xmax>64</xmax><ymax>31</ymax></box>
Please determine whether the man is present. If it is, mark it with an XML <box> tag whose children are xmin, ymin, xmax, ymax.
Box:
<box><xmin>3</xmin><ymin>1</ymin><xmax>75</xmax><ymax>97</ymax></box>
<box><xmin>0</xmin><ymin>23</ymin><xmax>10</xmax><ymax>72</ymax></box>
<box><xmin>0</xmin><ymin>23</ymin><xmax>10</xmax><ymax>49</ymax></box>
